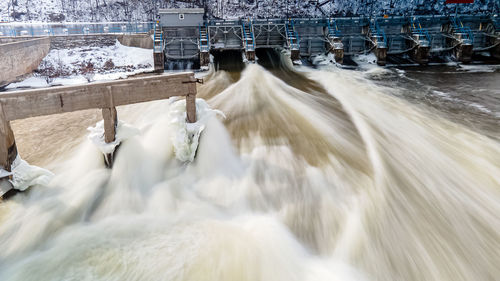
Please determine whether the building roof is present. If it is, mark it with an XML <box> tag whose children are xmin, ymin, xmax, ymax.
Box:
<box><xmin>159</xmin><ymin>8</ymin><xmax>205</xmax><ymax>14</ymax></box>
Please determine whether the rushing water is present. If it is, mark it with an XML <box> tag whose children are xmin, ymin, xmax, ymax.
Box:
<box><xmin>0</xmin><ymin>52</ymin><xmax>499</xmax><ymax>281</ymax></box>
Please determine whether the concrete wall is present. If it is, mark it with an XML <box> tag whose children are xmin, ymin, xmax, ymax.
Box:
<box><xmin>48</xmin><ymin>34</ymin><xmax>152</xmax><ymax>50</ymax></box>
<box><xmin>0</xmin><ymin>38</ymin><xmax>50</xmax><ymax>88</ymax></box>
<box><xmin>160</xmin><ymin>13</ymin><xmax>204</xmax><ymax>27</ymax></box>
<box><xmin>117</xmin><ymin>34</ymin><xmax>153</xmax><ymax>49</ymax></box>
<box><xmin>0</xmin><ymin>37</ymin><xmax>35</xmax><ymax>44</ymax></box>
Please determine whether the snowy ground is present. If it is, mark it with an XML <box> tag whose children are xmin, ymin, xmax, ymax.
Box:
<box><xmin>6</xmin><ymin>40</ymin><xmax>153</xmax><ymax>89</ymax></box>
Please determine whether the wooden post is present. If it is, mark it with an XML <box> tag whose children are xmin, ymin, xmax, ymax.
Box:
<box><xmin>186</xmin><ymin>77</ymin><xmax>197</xmax><ymax>123</ymax></box>
<box><xmin>0</xmin><ymin>102</ymin><xmax>16</xmax><ymax>197</ymax></box>
<box><xmin>0</xmin><ymin>103</ymin><xmax>17</xmax><ymax>173</ymax></box>
<box><xmin>102</xmin><ymin>88</ymin><xmax>118</xmax><ymax>168</ymax></box>
<box><xmin>102</xmin><ymin>88</ymin><xmax>117</xmax><ymax>143</ymax></box>
<box><xmin>102</xmin><ymin>107</ymin><xmax>118</xmax><ymax>143</ymax></box>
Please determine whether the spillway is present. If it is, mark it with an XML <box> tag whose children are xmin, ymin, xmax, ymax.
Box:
<box><xmin>0</xmin><ymin>52</ymin><xmax>499</xmax><ymax>281</ymax></box>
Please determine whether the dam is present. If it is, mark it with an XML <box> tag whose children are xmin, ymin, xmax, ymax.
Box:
<box><xmin>0</xmin><ymin>3</ymin><xmax>499</xmax><ymax>281</ymax></box>
<box><xmin>153</xmin><ymin>9</ymin><xmax>500</xmax><ymax>69</ymax></box>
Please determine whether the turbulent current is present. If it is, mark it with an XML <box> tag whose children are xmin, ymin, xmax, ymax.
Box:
<box><xmin>0</xmin><ymin>53</ymin><xmax>499</xmax><ymax>281</ymax></box>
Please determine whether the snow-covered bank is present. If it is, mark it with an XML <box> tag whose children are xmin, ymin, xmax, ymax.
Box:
<box><xmin>6</xmin><ymin>40</ymin><xmax>153</xmax><ymax>89</ymax></box>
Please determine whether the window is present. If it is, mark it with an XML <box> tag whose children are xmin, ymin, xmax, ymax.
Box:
<box><xmin>179</xmin><ymin>14</ymin><xmax>185</xmax><ymax>20</ymax></box>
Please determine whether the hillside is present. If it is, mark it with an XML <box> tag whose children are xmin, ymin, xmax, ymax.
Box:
<box><xmin>0</xmin><ymin>0</ymin><xmax>497</xmax><ymax>22</ymax></box>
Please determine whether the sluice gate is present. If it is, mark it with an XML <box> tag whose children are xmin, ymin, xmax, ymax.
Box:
<box><xmin>154</xmin><ymin>9</ymin><xmax>500</xmax><ymax>70</ymax></box>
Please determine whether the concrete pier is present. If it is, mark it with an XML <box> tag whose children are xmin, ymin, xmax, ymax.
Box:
<box><xmin>327</xmin><ymin>37</ymin><xmax>344</xmax><ymax>64</ymax></box>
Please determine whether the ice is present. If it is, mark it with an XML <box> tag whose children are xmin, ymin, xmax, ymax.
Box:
<box><xmin>168</xmin><ymin>98</ymin><xmax>225</xmax><ymax>162</ymax></box>
<box><xmin>353</xmin><ymin>53</ymin><xmax>378</xmax><ymax>65</ymax></box>
<box><xmin>5</xmin><ymin>77</ymin><xmax>48</xmax><ymax>89</ymax></box>
<box><xmin>7</xmin><ymin>155</ymin><xmax>54</xmax><ymax>192</ymax></box>
<box><xmin>458</xmin><ymin>64</ymin><xmax>499</xmax><ymax>73</ymax></box>
<box><xmin>50</xmin><ymin>76</ymin><xmax>89</xmax><ymax>86</ymax></box>
<box><xmin>311</xmin><ymin>53</ymin><xmax>337</xmax><ymax>66</ymax></box>
<box><xmin>87</xmin><ymin>120</ymin><xmax>141</xmax><ymax>155</ymax></box>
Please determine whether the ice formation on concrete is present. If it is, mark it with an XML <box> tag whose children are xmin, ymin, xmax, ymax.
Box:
<box><xmin>168</xmin><ymin>98</ymin><xmax>225</xmax><ymax>162</ymax></box>
<box><xmin>87</xmin><ymin>120</ymin><xmax>141</xmax><ymax>155</ymax></box>
<box><xmin>0</xmin><ymin>156</ymin><xmax>54</xmax><ymax>193</ymax></box>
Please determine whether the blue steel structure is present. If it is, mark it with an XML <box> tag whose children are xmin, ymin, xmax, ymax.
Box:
<box><xmin>199</xmin><ymin>22</ymin><xmax>210</xmax><ymax>52</ymax></box>
<box><xmin>410</xmin><ymin>17</ymin><xmax>432</xmax><ymax>43</ymax></box>
<box><xmin>285</xmin><ymin>19</ymin><xmax>300</xmax><ymax>50</ymax></box>
<box><xmin>451</xmin><ymin>16</ymin><xmax>474</xmax><ymax>44</ymax></box>
<box><xmin>326</xmin><ymin>18</ymin><xmax>342</xmax><ymax>37</ymax></box>
<box><xmin>369</xmin><ymin>18</ymin><xmax>388</xmax><ymax>46</ymax></box>
<box><xmin>242</xmin><ymin>21</ymin><xmax>256</xmax><ymax>52</ymax></box>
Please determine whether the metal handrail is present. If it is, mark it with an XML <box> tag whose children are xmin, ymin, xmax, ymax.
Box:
<box><xmin>327</xmin><ymin>18</ymin><xmax>341</xmax><ymax>37</ymax></box>
<box><xmin>0</xmin><ymin>22</ymin><xmax>154</xmax><ymax>37</ymax></box>
<box><xmin>241</xmin><ymin>21</ymin><xmax>255</xmax><ymax>50</ymax></box>
<box><xmin>370</xmin><ymin>18</ymin><xmax>387</xmax><ymax>46</ymax></box>
<box><xmin>198</xmin><ymin>22</ymin><xmax>210</xmax><ymax>52</ymax></box>
<box><xmin>451</xmin><ymin>17</ymin><xmax>474</xmax><ymax>44</ymax></box>
<box><xmin>410</xmin><ymin>17</ymin><xmax>431</xmax><ymax>43</ymax></box>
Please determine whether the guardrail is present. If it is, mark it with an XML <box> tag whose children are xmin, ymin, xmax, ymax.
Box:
<box><xmin>451</xmin><ymin>16</ymin><xmax>474</xmax><ymax>44</ymax></box>
<box><xmin>0</xmin><ymin>22</ymin><xmax>155</xmax><ymax>37</ymax></box>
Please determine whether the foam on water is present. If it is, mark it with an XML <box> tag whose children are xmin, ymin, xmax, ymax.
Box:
<box><xmin>0</xmin><ymin>59</ymin><xmax>499</xmax><ymax>281</ymax></box>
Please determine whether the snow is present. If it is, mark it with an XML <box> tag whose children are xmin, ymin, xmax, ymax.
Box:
<box><xmin>87</xmin><ymin>120</ymin><xmax>141</xmax><ymax>155</ymax></box>
<box><xmin>168</xmin><ymin>98</ymin><xmax>225</xmax><ymax>162</ymax></box>
<box><xmin>6</xmin><ymin>40</ymin><xmax>153</xmax><ymax>90</ymax></box>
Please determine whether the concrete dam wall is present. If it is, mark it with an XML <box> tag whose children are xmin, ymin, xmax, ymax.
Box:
<box><xmin>0</xmin><ymin>38</ymin><xmax>51</xmax><ymax>88</ymax></box>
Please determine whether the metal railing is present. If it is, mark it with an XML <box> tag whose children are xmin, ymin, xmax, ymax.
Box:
<box><xmin>451</xmin><ymin>17</ymin><xmax>474</xmax><ymax>44</ymax></box>
<box><xmin>370</xmin><ymin>18</ymin><xmax>388</xmax><ymax>47</ymax></box>
<box><xmin>327</xmin><ymin>18</ymin><xmax>342</xmax><ymax>37</ymax></box>
<box><xmin>0</xmin><ymin>22</ymin><xmax>154</xmax><ymax>37</ymax></box>
<box><xmin>198</xmin><ymin>22</ymin><xmax>210</xmax><ymax>52</ymax></box>
<box><xmin>242</xmin><ymin>21</ymin><xmax>256</xmax><ymax>51</ymax></box>
<box><xmin>285</xmin><ymin>20</ymin><xmax>300</xmax><ymax>50</ymax></box>
<box><xmin>153</xmin><ymin>24</ymin><xmax>164</xmax><ymax>53</ymax></box>
<box><xmin>410</xmin><ymin>17</ymin><xmax>431</xmax><ymax>43</ymax></box>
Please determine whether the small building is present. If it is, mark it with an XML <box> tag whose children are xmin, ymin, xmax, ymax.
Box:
<box><xmin>159</xmin><ymin>8</ymin><xmax>205</xmax><ymax>27</ymax></box>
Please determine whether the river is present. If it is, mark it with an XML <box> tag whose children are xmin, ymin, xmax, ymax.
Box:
<box><xmin>0</xmin><ymin>51</ymin><xmax>499</xmax><ymax>281</ymax></box>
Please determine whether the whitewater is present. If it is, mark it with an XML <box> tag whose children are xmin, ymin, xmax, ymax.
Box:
<box><xmin>0</xmin><ymin>54</ymin><xmax>499</xmax><ymax>281</ymax></box>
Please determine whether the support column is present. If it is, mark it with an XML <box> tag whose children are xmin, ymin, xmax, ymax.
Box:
<box><xmin>327</xmin><ymin>37</ymin><xmax>344</xmax><ymax>64</ymax></box>
<box><xmin>0</xmin><ymin>103</ymin><xmax>17</xmax><ymax>196</ymax></box>
<box><xmin>200</xmin><ymin>51</ymin><xmax>210</xmax><ymax>67</ymax></box>
<box><xmin>102</xmin><ymin>89</ymin><xmax>118</xmax><ymax>168</ymax></box>
<box><xmin>375</xmin><ymin>47</ymin><xmax>387</xmax><ymax>66</ymax></box>
<box><xmin>245</xmin><ymin>50</ymin><xmax>255</xmax><ymax>62</ymax></box>
<box><xmin>154</xmin><ymin>52</ymin><xmax>165</xmax><ymax>73</ymax></box>
<box><xmin>455</xmin><ymin>42</ymin><xmax>473</xmax><ymax>63</ymax></box>
<box><xmin>186</xmin><ymin>80</ymin><xmax>197</xmax><ymax>123</ymax></box>
<box><xmin>410</xmin><ymin>35</ymin><xmax>430</xmax><ymax>65</ymax></box>
<box><xmin>290</xmin><ymin>49</ymin><xmax>300</xmax><ymax>61</ymax></box>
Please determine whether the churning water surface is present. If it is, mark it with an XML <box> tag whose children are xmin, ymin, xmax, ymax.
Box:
<box><xmin>0</xmin><ymin>52</ymin><xmax>499</xmax><ymax>281</ymax></box>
